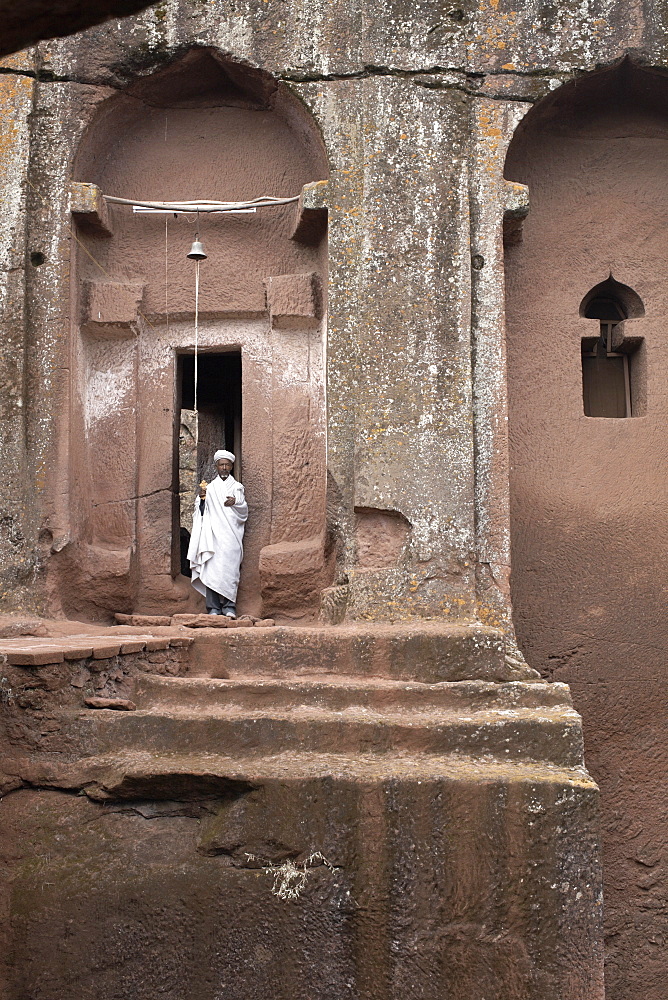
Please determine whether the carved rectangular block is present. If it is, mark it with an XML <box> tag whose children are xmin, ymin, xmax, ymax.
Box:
<box><xmin>5</xmin><ymin>647</ymin><xmax>64</xmax><ymax>666</ymax></box>
<box><xmin>290</xmin><ymin>179</ymin><xmax>328</xmax><ymax>244</ymax></box>
<box><xmin>82</xmin><ymin>280</ymin><xmax>145</xmax><ymax>338</ymax></box>
<box><xmin>70</xmin><ymin>182</ymin><xmax>112</xmax><ymax>236</ymax></box>
<box><xmin>265</xmin><ymin>272</ymin><xmax>322</xmax><ymax>329</ymax></box>
<box><xmin>259</xmin><ymin>535</ymin><xmax>327</xmax><ymax>610</ymax></box>
<box><xmin>503</xmin><ymin>180</ymin><xmax>530</xmax><ymax>246</ymax></box>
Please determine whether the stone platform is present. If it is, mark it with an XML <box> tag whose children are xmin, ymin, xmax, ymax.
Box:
<box><xmin>0</xmin><ymin>618</ymin><xmax>604</xmax><ymax>1000</ymax></box>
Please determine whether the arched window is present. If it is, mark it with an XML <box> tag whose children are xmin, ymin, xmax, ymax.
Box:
<box><xmin>580</xmin><ymin>278</ymin><xmax>645</xmax><ymax>418</ymax></box>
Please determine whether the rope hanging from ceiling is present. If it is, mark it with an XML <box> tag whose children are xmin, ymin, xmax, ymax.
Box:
<box><xmin>131</xmin><ymin>192</ymin><xmax>300</xmax><ymax>477</ymax></box>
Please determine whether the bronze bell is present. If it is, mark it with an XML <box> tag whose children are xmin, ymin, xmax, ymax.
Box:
<box><xmin>187</xmin><ymin>239</ymin><xmax>207</xmax><ymax>260</ymax></box>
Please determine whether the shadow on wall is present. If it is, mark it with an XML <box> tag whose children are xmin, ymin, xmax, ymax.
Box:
<box><xmin>504</xmin><ymin>57</ymin><xmax>668</xmax><ymax>1000</ymax></box>
<box><xmin>54</xmin><ymin>47</ymin><xmax>331</xmax><ymax>622</ymax></box>
<box><xmin>0</xmin><ymin>0</ymin><xmax>157</xmax><ymax>59</ymax></box>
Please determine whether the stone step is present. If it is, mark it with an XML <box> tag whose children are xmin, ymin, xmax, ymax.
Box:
<box><xmin>186</xmin><ymin>621</ymin><xmax>534</xmax><ymax>683</ymax></box>
<box><xmin>15</xmin><ymin>748</ymin><xmax>596</xmax><ymax>802</ymax></box>
<box><xmin>54</xmin><ymin>701</ymin><xmax>584</xmax><ymax>767</ymax></box>
<box><xmin>134</xmin><ymin>674</ymin><xmax>572</xmax><ymax>714</ymax></box>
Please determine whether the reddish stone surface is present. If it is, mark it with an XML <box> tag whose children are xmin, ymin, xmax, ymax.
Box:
<box><xmin>5</xmin><ymin>647</ymin><xmax>64</xmax><ymax>666</ymax></box>
<box><xmin>0</xmin><ymin>622</ymin><xmax>603</xmax><ymax>1000</ymax></box>
<box><xmin>84</xmin><ymin>696</ymin><xmax>136</xmax><ymax>710</ymax></box>
<box><xmin>91</xmin><ymin>643</ymin><xmax>122</xmax><ymax>658</ymax></box>
<box><xmin>118</xmin><ymin>640</ymin><xmax>147</xmax><ymax>654</ymax></box>
<box><xmin>145</xmin><ymin>638</ymin><xmax>170</xmax><ymax>651</ymax></box>
<box><xmin>63</xmin><ymin>645</ymin><xmax>94</xmax><ymax>660</ymax></box>
<box><xmin>505</xmin><ymin>62</ymin><xmax>668</xmax><ymax>1000</ymax></box>
<box><xmin>115</xmin><ymin>614</ymin><xmax>172</xmax><ymax>627</ymax></box>
<box><xmin>0</xmin><ymin>619</ymin><xmax>48</xmax><ymax>638</ymax></box>
<box><xmin>179</xmin><ymin>615</ymin><xmax>275</xmax><ymax>629</ymax></box>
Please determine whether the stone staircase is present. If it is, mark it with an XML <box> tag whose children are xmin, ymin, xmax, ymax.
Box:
<box><xmin>60</xmin><ymin>674</ymin><xmax>583</xmax><ymax>766</ymax></box>
<box><xmin>1</xmin><ymin>619</ymin><xmax>603</xmax><ymax>999</ymax></box>
<box><xmin>6</xmin><ymin>622</ymin><xmax>590</xmax><ymax>799</ymax></box>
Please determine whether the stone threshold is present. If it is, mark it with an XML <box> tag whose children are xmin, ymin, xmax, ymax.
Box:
<box><xmin>115</xmin><ymin>613</ymin><xmax>276</xmax><ymax>629</ymax></box>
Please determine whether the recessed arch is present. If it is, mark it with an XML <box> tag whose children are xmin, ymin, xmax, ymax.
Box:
<box><xmin>579</xmin><ymin>276</ymin><xmax>645</xmax><ymax>320</ymax></box>
<box><xmin>62</xmin><ymin>47</ymin><xmax>331</xmax><ymax>620</ymax></box>
<box><xmin>504</xmin><ymin>58</ymin><xmax>668</xmax><ymax>1000</ymax></box>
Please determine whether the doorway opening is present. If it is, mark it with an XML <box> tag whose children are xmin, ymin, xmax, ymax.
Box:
<box><xmin>174</xmin><ymin>350</ymin><xmax>242</xmax><ymax>576</ymax></box>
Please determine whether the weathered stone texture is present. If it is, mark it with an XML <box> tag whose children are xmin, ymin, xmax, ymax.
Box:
<box><xmin>294</xmin><ymin>77</ymin><xmax>477</xmax><ymax>620</ymax></box>
<box><xmin>0</xmin><ymin>622</ymin><xmax>603</xmax><ymax>1000</ymax></box>
<box><xmin>0</xmin><ymin>770</ymin><xmax>601</xmax><ymax>1000</ymax></box>
<box><xmin>0</xmin><ymin>63</ymin><xmax>36</xmax><ymax>611</ymax></box>
<box><xmin>5</xmin><ymin>0</ymin><xmax>668</xmax><ymax>997</ymax></box>
<box><xmin>4</xmin><ymin>1</ymin><xmax>668</xmax><ymax>623</ymax></box>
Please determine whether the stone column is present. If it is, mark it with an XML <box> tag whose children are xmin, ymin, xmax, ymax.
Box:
<box><xmin>0</xmin><ymin>53</ymin><xmax>36</xmax><ymax>610</ymax></box>
<box><xmin>24</xmin><ymin>79</ymin><xmax>120</xmax><ymax>617</ymax></box>
<box><xmin>467</xmin><ymin>98</ymin><xmax>531</xmax><ymax>641</ymax></box>
<box><xmin>258</xmin><ymin>271</ymin><xmax>329</xmax><ymax>615</ymax></box>
<box><xmin>297</xmin><ymin>79</ymin><xmax>476</xmax><ymax>621</ymax></box>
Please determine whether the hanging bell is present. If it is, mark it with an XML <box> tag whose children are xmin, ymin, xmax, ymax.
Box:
<box><xmin>187</xmin><ymin>239</ymin><xmax>207</xmax><ymax>261</ymax></box>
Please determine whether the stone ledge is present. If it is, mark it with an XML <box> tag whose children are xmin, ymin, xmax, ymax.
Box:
<box><xmin>290</xmin><ymin>179</ymin><xmax>328</xmax><ymax>244</ymax></box>
<box><xmin>56</xmin><ymin>701</ymin><xmax>585</xmax><ymax>767</ymax></box>
<box><xmin>0</xmin><ymin>633</ymin><xmax>193</xmax><ymax>666</ymax></box>
<box><xmin>84</xmin><ymin>697</ymin><xmax>136</xmax><ymax>711</ymax></box>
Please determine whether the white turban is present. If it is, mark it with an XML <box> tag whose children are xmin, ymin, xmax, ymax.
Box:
<box><xmin>214</xmin><ymin>449</ymin><xmax>235</xmax><ymax>463</ymax></box>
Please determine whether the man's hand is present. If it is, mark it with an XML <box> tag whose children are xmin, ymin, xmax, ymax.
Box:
<box><xmin>224</xmin><ymin>496</ymin><xmax>236</xmax><ymax>507</ymax></box>
<box><xmin>198</xmin><ymin>479</ymin><xmax>208</xmax><ymax>499</ymax></box>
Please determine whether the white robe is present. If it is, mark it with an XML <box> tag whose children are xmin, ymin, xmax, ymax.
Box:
<box><xmin>187</xmin><ymin>474</ymin><xmax>248</xmax><ymax>602</ymax></box>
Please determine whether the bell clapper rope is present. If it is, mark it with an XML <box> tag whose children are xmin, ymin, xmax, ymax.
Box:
<box><xmin>187</xmin><ymin>213</ymin><xmax>207</xmax><ymax>485</ymax></box>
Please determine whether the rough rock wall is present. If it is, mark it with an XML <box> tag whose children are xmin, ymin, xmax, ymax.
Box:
<box><xmin>505</xmin><ymin>61</ymin><xmax>668</xmax><ymax>1000</ymax></box>
<box><xmin>1</xmin><ymin>2</ymin><xmax>668</xmax><ymax>996</ymax></box>
<box><xmin>0</xmin><ymin>773</ymin><xmax>602</xmax><ymax>1000</ymax></box>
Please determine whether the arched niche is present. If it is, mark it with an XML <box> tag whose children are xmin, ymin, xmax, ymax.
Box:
<box><xmin>579</xmin><ymin>276</ymin><xmax>645</xmax><ymax>320</ymax></box>
<box><xmin>64</xmin><ymin>48</ymin><xmax>330</xmax><ymax>619</ymax></box>
<box><xmin>503</xmin><ymin>59</ymin><xmax>668</xmax><ymax>999</ymax></box>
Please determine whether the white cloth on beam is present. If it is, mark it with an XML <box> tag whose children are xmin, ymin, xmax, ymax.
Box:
<box><xmin>187</xmin><ymin>474</ymin><xmax>248</xmax><ymax>602</ymax></box>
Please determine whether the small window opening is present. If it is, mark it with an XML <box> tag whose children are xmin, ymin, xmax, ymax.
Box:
<box><xmin>580</xmin><ymin>279</ymin><xmax>645</xmax><ymax>418</ymax></box>
<box><xmin>174</xmin><ymin>351</ymin><xmax>242</xmax><ymax>576</ymax></box>
<box><xmin>581</xmin><ymin>297</ymin><xmax>631</xmax><ymax>418</ymax></box>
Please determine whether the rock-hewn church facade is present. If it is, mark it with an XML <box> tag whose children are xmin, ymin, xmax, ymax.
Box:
<box><xmin>1</xmin><ymin>3</ymin><xmax>667</xmax><ymax>999</ymax></box>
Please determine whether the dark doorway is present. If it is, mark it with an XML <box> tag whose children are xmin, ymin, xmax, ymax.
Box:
<box><xmin>174</xmin><ymin>350</ymin><xmax>242</xmax><ymax>576</ymax></box>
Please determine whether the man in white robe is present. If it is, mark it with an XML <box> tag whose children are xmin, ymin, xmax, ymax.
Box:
<box><xmin>187</xmin><ymin>449</ymin><xmax>248</xmax><ymax>617</ymax></box>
